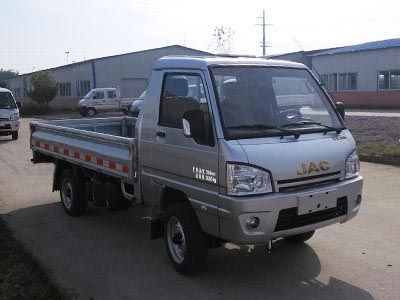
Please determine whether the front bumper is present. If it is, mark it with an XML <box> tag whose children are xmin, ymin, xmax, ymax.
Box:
<box><xmin>218</xmin><ymin>175</ymin><xmax>363</xmax><ymax>244</ymax></box>
<box><xmin>0</xmin><ymin>119</ymin><xmax>19</xmax><ymax>134</ymax></box>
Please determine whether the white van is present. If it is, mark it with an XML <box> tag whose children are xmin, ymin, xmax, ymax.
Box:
<box><xmin>77</xmin><ymin>87</ymin><xmax>135</xmax><ymax>117</ymax></box>
<box><xmin>0</xmin><ymin>88</ymin><xmax>20</xmax><ymax>140</ymax></box>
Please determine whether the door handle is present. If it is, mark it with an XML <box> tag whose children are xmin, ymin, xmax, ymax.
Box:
<box><xmin>156</xmin><ymin>131</ymin><xmax>166</xmax><ymax>137</ymax></box>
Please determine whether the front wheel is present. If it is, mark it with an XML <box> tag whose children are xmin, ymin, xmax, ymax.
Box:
<box><xmin>284</xmin><ymin>230</ymin><xmax>315</xmax><ymax>244</ymax></box>
<box><xmin>60</xmin><ymin>169</ymin><xmax>87</xmax><ymax>216</ymax></box>
<box><xmin>11</xmin><ymin>131</ymin><xmax>18</xmax><ymax>140</ymax></box>
<box><xmin>164</xmin><ymin>202</ymin><xmax>208</xmax><ymax>275</ymax></box>
<box><xmin>87</xmin><ymin>108</ymin><xmax>96</xmax><ymax>117</ymax></box>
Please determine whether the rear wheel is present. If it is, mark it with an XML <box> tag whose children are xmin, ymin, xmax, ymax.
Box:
<box><xmin>164</xmin><ymin>202</ymin><xmax>208</xmax><ymax>275</ymax></box>
<box><xmin>284</xmin><ymin>230</ymin><xmax>315</xmax><ymax>244</ymax></box>
<box><xmin>87</xmin><ymin>108</ymin><xmax>96</xmax><ymax>117</ymax></box>
<box><xmin>11</xmin><ymin>132</ymin><xmax>18</xmax><ymax>140</ymax></box>
<box><xmin>60</xmin><ymin>169</ymin><xmax>87</xmax><ymax>216</ymax></box>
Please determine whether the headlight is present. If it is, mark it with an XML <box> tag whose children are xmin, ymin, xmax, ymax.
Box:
<box><xmin>10</xmin><ymin>113</ymin><xmax>19</xmax><ymax>121</ymax></box>
<box><xmin>227</xmin><ymin>163</ymin><xmax>273</xmax><ymax>196</ymax></box>
<box><xmin>345</xmin><ymin>149</ymin><xmax>360</xmax><ymax>179</ymax></box>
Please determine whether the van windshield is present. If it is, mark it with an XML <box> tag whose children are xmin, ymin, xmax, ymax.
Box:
<box><xmin>84</xmin><ymin>90</ymin><xmax>95</xmax><ymax>99</ymax></box>
<box><xmin>211</xmin><ymin>66</ymin><xmax>344</xmax><ymax>139</ymax></box>
<box><xmin>0</xmin><ymin>92</ymin><xmax>16</xmax><ymax>109</ymax></box>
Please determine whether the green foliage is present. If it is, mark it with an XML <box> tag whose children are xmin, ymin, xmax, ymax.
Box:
<box><xmin>27</xmin><ymin>71</ymin><xmax>58</xmax><ymax>106</ymax></box>
<box><xmin>19</xmin><ymin>102</ymin><xmax>53</xmax><ymax>116</ymax></box>
<box><xmin>0</xmin><ymin>69</ymin><xmax>19</xmax><ymax>88</ymax></box>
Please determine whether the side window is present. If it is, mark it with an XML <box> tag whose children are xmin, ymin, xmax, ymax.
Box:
<box><xmin>107</xmin><ymin>90</ymin><xmax>117</xmax><ymax>98</ymax></box>
<box><xmin>159</xmin><ymin>74</ymin><xmax>207</xmax><ymax>128</ymax></box>
<box><xmin>93</xmin><ymin>91</ymin><xmax>104</xmax><ymax>99</ymax></box>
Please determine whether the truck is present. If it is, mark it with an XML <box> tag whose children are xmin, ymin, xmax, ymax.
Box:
<box><xmin>0</xmin><ymin>87</ymin><xmax>21</xmax><ymax>140</ymax></box>
<box><xmin>77</xmin><ymin>87</ymin><xmax>136</xmax><ymax>117</ymax></box>
<box><xmin>30</xmin><ymin>56</ymin><xmax>363</xmax><ymax>274</ymax></box>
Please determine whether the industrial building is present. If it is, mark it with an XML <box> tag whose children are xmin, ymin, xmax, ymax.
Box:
<box><xmin>270</xmin><ymin>38</ymin><xmax>400</xmax><ymax>108</ymax></box>
<box><xmin>8</xmin><ymin>45</ymin><xmax>210</xmax><ymax>108</ymax></box>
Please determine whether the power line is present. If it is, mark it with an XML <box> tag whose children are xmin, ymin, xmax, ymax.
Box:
<box><xmin>256</xmin><ymin>10</ymin><xmax>273</xmax><ymax>56</ymax></box>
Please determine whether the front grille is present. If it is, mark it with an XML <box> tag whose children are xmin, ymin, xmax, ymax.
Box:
<box><xmin>276</xmin><ymin>171</ymin><xmax>341</xmax><ymax>192</ymax></box>
<box><xmin>274</xmin><ymin>197</ymin><xmax>347</xmax><ymax>232</ymax></box>
<box><xmin>0</xmin><ymin>124</ymin><xmax>11</xmax><ymax>129</ymax></box>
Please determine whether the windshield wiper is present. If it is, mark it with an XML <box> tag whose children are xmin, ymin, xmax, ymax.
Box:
<box><xmin>226</xmin><ymin>124</ymin><xmax>301</xmax><ymax>139</ymax></box>
<box><xmin>281</xmin><ymin>121</ymin><xmax>344</xmax><ymax>134</ymax></box>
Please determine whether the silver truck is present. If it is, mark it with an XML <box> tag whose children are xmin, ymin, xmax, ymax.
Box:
<box><xmin>30</xmin><ymin>56</ymin><xmax>363</xmax><ymax>274</ymax></box>
<box><xmin>0</xmin><ymin>87</ymin><xmax>21</xmax><ymax>140</ymax></box>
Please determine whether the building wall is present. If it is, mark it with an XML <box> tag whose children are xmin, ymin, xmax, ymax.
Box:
<box><xmin>312</xmin><ymin>48</ymin><xmax>400</xmax><ymax>108</ymax></box>
<box><xmin>8</xmin><ymin>45</ymin><xmax>209</xmax><ymax>109</ymax></box>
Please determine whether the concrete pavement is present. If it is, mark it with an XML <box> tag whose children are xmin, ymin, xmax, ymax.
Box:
<box><xmin>0</xmin><ymin>118</ymin><xmax>399</xmax><ymax>300</ymax></box>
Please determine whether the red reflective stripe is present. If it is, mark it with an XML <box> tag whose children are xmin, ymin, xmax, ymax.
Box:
<box><xmin>122</xmin><ymin>165</ymin><xmax>129</xmax><ymax>173</ymax></box>
<box><xmin>63</xmin><ymin>149</ymin><xmax>69</xmax><ymax>156</ymax></box>
<box><xmin>54</xmin><ymin>146</ymin><xmax>59</xmax><ymax>153</ymax></box>
<box><xmin>97</xmin><ymin>158</ymin><xmax>103</xmax><ymax>166</ymax></box>
<box><xmin>109</xmin><ymin>161</ymin><xmax>116</xmax><ymax>170</ymax></box>
<box><xmin>45</xmin><ymin>144</ymin><xmax>49</xmax><ymax>150</ymax></box>
<box><xmin>74</xmin><ymin>152</ymin><xmax>80</xmax><ymax>159</ymax></box>
<box><xmin>85</xmin><ymin>155</ymin><xmax>91</xmax><ymax>162</ymax></box>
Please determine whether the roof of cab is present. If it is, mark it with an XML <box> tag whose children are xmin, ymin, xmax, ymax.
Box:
<box><xmin>154</xmin><ymin>55</ymin><xmax>307</xmax><ymax>70</ymax></box>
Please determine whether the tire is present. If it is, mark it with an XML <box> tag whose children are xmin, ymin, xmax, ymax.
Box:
<box><xmin>11</xmin><ymin>132</ymin><xmax>18</xmax><ymax>140</ymax></box>
<box><xmin>284</xmin><ymin>230</ymin><xmax>315</xmax><ymax>244</ymax></box>
<box><xmin>164</xmin><ymin>202</ymin><xmax>208</xmax><ymax>275</ymax></box>
<box><xmin>79</xmin><ymin>108</ymin><xmax>88</xmax><ymax>117</ymax></box>
<box><xmin>59</xmin><ymin>169</ymin><xmax>87</xmax><ymax>216</ymax></box>
<box><xmin>87</xmin><ymin>108</ymin><xmax>96</xmax><ymax>117</ymax></box>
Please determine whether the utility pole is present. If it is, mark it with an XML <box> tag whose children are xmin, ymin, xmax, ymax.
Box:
<box><xmin>65</xmin><ymin>51</ymin><xmax>70</xmax><ymax>64</ymax></box>
<box><xmin>256</xmin><ymin>10</ymin><xmax>273</xmax><ymax>56</ymax></box>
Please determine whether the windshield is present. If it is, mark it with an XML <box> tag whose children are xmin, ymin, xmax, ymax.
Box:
<box><xmin>0</xmin><ymin>92</ymin><xmax>17</xmax><ymax>109</ymax></box>
<box><xmin>211</xmin><ymin>66</ymin><xmax>344</xmax><ymax>139</ymax></box>
<box><xmin>84</xmin><ymin>90</ymin><xmax>95</xmax><ymax>99</ymax></box>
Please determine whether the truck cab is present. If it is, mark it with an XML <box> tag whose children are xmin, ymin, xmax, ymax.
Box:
<box><xmin>0</xmin><ymin>88</ymin><xmax>20</xmax><ymax>140</ymax></box>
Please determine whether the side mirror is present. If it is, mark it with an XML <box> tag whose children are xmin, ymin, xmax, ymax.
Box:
<box><xmin>16</xmin><ymin>101</ymin><xmax>22</xmax><ymax>108</ymax></box>
<box><xmin>182</xmin><ymin>109</ymin><xmax>206</xmax><ymax>139</ymax></box>
<box><xmin>335</xmin><ymin>102</ymin><xmax>345</xmax><ymax>120</ymax></box>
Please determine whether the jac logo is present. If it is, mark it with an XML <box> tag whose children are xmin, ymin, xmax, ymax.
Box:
<box><xmin>297</xmin><ymin>160</ymin><xmax>330</xmax><ymax>175</ymax></box>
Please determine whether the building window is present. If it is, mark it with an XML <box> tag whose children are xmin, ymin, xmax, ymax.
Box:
<box><xmin>378</xmin><ymin>71</ymin><xmax>389</xmax><ymax>89</ymax></box>
<box><xmin>76</xmin><ymin>80</ymin><xmax>91</xmax><ymax>96</ymax></box>
<box><xmin>378</xmin><ymin>70</ymin><xmax>400</xmax><ymax>90</ymax></box>
<box><xmin>338</xmin><ymin>73</ymin><xmax>357</xmax><ymax>91</ymax></box>
<box><xmin>390</xmin><ymin>70</ymin><xmax>400</xmax><ymax>90</ymax></box>
<box><xmin>58</xmin><ymin>82</ymin><xmax>71</xmax><ymax>97</ymax></box>
<box><xmin>320</xmin><ymin>74</ymin><xmax>337</xmax><ymax>91</ymax></box>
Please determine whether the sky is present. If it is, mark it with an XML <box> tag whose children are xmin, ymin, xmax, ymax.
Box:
<box><xmin>1</xmin><ymin>0</ymin><xmax>400</xmax><ymax>74</ymax></box>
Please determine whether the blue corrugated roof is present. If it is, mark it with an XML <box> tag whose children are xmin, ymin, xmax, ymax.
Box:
<box><xmin>311</xmin><ymin>38</ymin><xmax>400</xmax><ymax>56</ymax></box>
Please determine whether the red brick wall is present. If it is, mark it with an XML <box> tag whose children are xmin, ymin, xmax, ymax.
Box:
<box><xmin>20</xmin><ymin>97</ymin><xmax>80</xmax><ymax>110</ymax></box>
<box><xmin>330</xmin><ymin>91</ymin><xmax>400</xmax><ymax>108</ymax></box>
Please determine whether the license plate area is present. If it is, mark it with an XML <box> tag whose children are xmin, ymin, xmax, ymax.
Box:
<box><xmin>298</xmin><ymin>189</ymin><xmax>337</xmax><ymax>215</ymax></box>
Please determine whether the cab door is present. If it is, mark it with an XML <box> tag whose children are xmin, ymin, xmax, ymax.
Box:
<box><xmin>148</xmin><ymin>70</ymin><xmax>220</xmax><ymax>236</ymax></box>
<box><xmin>105</xmin><ymin>89</ymin><xmax>119</xmax><ymax>111</ymax></box>
<box><xmin>92</xmin><ymin>90</ymin><xmax>105</xmax><ymax>110</ymax></box>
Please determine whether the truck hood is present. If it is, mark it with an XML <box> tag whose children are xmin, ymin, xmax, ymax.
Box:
<box><xmin>237</xmin><ymin>130</ymin><xmax>356</xmax><ymax>183</ymax></box>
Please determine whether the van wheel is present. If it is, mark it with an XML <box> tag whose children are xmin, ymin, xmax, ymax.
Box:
<box><xmin>79</xmin><ymin>108</ymin><xmax>88</xmax><ymax>117</ymax></box>
<box><xmin>165</xmin><ymin>202</ymin><xmax>208</xmax><ymax>275</ymax></box>
<box><xmin>284</xmin><ymin>230</ymin><xmax>315</xmax><ymax>244</ymax></box>
<box><xmin>60</xmin><ymin>169</ymin><xmax>87</xmax><ymax>216</ymax></box>
<box><xmin>11</xmin><ymin>132</ymin><xmax>18</xmax><ymax>140</ymax></box>
<box><xmin>87</xmin><ymin>108</ymin><xmax>96</xmax><ymax>117</ymax></box>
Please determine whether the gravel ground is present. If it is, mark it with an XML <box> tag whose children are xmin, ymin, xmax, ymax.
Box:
<box><xmin>345</xmin><ymin>116</ymin><xmax>400</xmax><ymax>158</ymax></box>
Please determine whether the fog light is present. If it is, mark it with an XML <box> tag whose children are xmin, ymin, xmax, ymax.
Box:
<box><xmin>356</xmin><ymin>194</ymin><xmax>362</xmax><ymax>205</ymax></box>
<box><xmin>246</xmin><ymin>216</ymin><xmax>260</xmax><ymax>230</ymax></box>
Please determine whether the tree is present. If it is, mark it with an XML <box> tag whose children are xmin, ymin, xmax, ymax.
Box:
<box><xmin>0</xmin><ymin>69</ymin><xmax>19</xmax><ymax>88</ymax></box>
<box><xmin>27</xmin><ymin>71</ymin><xmax>58</xmax><ymax>108</ymax></box>
<box><xmin>210</xmin><ymin>26</ymin><xmax>234</xmax><ymax>54</ymax></box>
